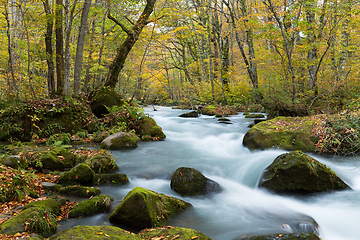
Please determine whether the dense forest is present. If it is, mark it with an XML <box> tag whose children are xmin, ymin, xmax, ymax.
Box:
<box><xmin>0</xmin><ymin>0</ymin><xmax>359</xmax><ymax>115</ymax></box>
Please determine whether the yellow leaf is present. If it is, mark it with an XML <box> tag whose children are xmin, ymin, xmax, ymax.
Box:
<box><xmin>95</xmin><ymin>232</ymin><xmax>103</xmax><ymax>235</ymax></box>
<box><xmin>191</xmin><ymin>237</ymin><xmax>198</xmax><ymax>239</ymax></box>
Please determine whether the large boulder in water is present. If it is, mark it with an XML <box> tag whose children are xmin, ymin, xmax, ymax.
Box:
<box><xmin>108</xmin><ymin>187</ymin><xmax>192</xmax><ymax>229</ymax></box>
<box><xmin>243</xmin><ymin>116</ymin><xmax>321</xmax><ymax>152</ymax></box>
<box><xmin>171</xmin><ymin>167</ymin><xmax>221</xmax><ymax>196</ymax></box>
<box><xmin>134</xmin><ymin>116</ymin><xmax>166</xmax><ymax>140</ymax></box>
<box><xmin>179</xmin><ymin>111</ymin><xmax>199</xmax><ymax>118</ymax></box>
<box><xmin>258</xmin><ymin>150</ymin><xmax>350</xmax><ymax>194</ymax></box>
<box><xmin>100</xmin><ymin>132</ymin><xmax>138</xmax><ymax>150</ymax></box>
<box><xmin>139</xmin><ymin>226</ymin><xmax>213</xmax><ymax>240</ymax></box>
<box><xmin>58</xmin><ymin>163</ymin><xmax>95</xmax><ymax>186</ymax></box>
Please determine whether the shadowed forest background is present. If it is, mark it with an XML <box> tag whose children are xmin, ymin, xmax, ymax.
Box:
<box><xmin>0</xmin><ymin>0</ymin><xmax>359</xmax><ymax>115</ymax></box>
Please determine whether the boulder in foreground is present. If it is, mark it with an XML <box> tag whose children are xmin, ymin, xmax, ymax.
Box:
<box><xmin>108</xmin><ymin>187</ymin><xmax>192</xmax><ymax>229</ymax></box>
<box><xmin>258</xmin><ymin>150</ymin><xmax>350</xmax><ymax>194</ymax></box>
<box><xmin>171</xmin><ymin>167</ymin><xmax>221</xmax><ymax>196</ymax></box>
<box><xmin>139</xmin><ymin>226</ymin><xmax>213</xmax><ymax>240</ymax></box>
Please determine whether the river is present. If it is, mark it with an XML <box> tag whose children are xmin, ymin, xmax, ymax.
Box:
<box><xmin>59</xmin><ymin>106</ymin><xmax>360</xmax><ymax>240</ymax></box>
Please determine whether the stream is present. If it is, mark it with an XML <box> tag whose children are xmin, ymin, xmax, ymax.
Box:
<box><xmin>59</xmin><ymin>106</ymin><xmax>360</xmax><ymax>240</ymax></box>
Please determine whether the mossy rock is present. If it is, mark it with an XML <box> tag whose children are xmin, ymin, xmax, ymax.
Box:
<box><xmin>83</xmin><ymin>153</ymin><xmax>119</xmax><ymax>173</ymax></box>
<box><xmin>179</xmin><ymin>111</ymin><xmax>199</xmax><ymax>118</ymax></box>
<box><xmin>258</xmin><ymin>150</ymin><xmax>351</xmax><ymax>194</ymax></box>
<box><xmin>48</xmin><ymin>225</ymin><xmax>142</xmax><ymax>240</ymax></box>
<box><xmin>25</xmin><ymin>234</ymin><xmax>44</xmax><ymax>239</ymax></box>
<box><xmin>68</xmin><ymin>195</ymin><xmax>113</xmax><ymax>218</ymax></box>
<box><xmin>22</xmin><ymin>198</ymin><xmax>63</xmax><ymax>215</ymax></box>
<box><xmin>58</xmin><ymin>163</ymin><xmax>95</xmax><ymax>186</ymax></box>
<box><xmin>139</xmin><ymin>226</ymin><xmax>213</xmax><ymax>240</ymax></box>
<box><xmin>57</xmin><ymin>185</ymin><xmax>101</xmax><ymax>198</ymax></box>
<box><xmin>243</xmin><ymin>116</ymin><xmax>320</xmax><ymax>152</ymax></box>
<box><xmin>135</xmin><ymin>116</ymin><xmax>166</xmax><ymax>140</ymax></box>
<box><xmin>2</xmin><ymin>155</ymin><xmax>28</xmax><ymax>169</ymax></box>
<box><xmin>241</xmin><ymin>232</ymin><xmax>320</xmax><ymax>240</ymax></box>
<box><xmin>100</xmin><ymin>132</ymin><xmax>138</xmax><ymax>150</ymax></box>
<box><xmin>0</xmin><ymin>207</ymin><xmax>57</xmax><ymax>237</ymax></box>
<box><xmin>108</xmin><ymin>187</ymin><xmax>192</xmax><ymax>229</ymax></box>
<box><xmin>93</xmin><ymin>173</ymin><xmax>129</xmax><ymax>185</ymax></box>
<box><xmin>171</xmin><ymin>167</ymin><xmax>221</xmax><ymax>196</ymax></box>
<box><xmin>201</xmin><ymin>106</ymin><xmax>216</xmax><ymax>116</ymax></box>
<box><xmin>245</xmin><ymin>113</ymin><xmax>266</xmax><ymax>118</ymax></box>
<box><xmin>90</xmin><ymin>86</ymin><xmax>124</xmax><ymax>118</ymax></box>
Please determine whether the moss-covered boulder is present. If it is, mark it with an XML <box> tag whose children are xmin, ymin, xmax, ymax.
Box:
<box><xmin>57</xmin><ymin>185</ymin><xmax>101</xmax><ymax>198</ymax></box>
<box><xmin>139</xmin><ymin>226</ymin><xmax>213</xmax><ymax>240</ymax></box>
<box><xmin>68</xmin><ymin>195</ymin><xmax>113</xmax><ymax>218</ymax></box>
<box><xmin>108</xmin><ymin>187</ymin><xmax>192</xmax><ymax>229</ymax></box>
<box><xmin>48</xmin><ymin>225</ymin><xmax>142</xmax><ymax>240</ymax></box>
<box><xmin>90</xmin><ymin>86</ymin><xmax>124</xmax><ymax>118</ymax></box>
<box><xmin>0</xmin><ymin>98</ymin><xmax>97</xmax><ymax>141</ymax></box>
<box><xmin>58</xmin><ymin>163</ymin><xmax>95</xmax><ymax>186</ymax></box>
<box><xmin>91</xmin><ymin>131</ymin><xmax>109</xmax><ymax>142</ymax></box>
<box><xmin>22</xmin><ymin>198</ymin><xmax>63</xmax><ymax>216</ymax></box>
<box><xmin>135</xmin><ymin>116</ymin><xmax>166</xmax><ymax>140</ymax></box>
<box><xmin>0</xmin><ymin>207</ymin><xmax>57</xmax><ymax>237</ymax></box>
<box><xmin>258</xmin><ymin>151</ymin><xmax>351</xmax><ymax>194</ymax></box>
<box><xmin>100</xmin><ymin>132</ymin><xmax>138</xmax><ymax>150</ymax></box>
<box><xmin>179</xmin><ymin>111</ymin><xmax>199</xmax><ymax>118</ymax></box>
<box><xmin>243</xmin><ymin>116</ymin><xmax>322</xmax><ymax>152</ymax></box>
<box><xmin>245</xmin><ymin>113</ymin><xmax>266</xmax><ymax>118</ymax></box>
<box><xmin>171</xmin><ymin>167</ymin><xmax>221</xmax><ymax>196</ymax></box>
<box><xmin>83</xmin><ymin>152</ymin><xmax>119</xmax><ymax>173</ymax></box>
<box><xmin>240</xmin><ymin>232</ymin><xmax>320</xmax><ymax>240</ymax></box>
<box><xmin>2</xmin><ymin>155</ymin><xmax>28</xmax><ymax>169</ymax></box>
<box><xmin>93</xmin><ymin>173</ymin><xmax>129</xmax><ymax>185</ymax></box>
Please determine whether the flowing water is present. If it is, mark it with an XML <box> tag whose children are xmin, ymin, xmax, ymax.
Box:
<box><xmin>59</xmin><ymin>106</ymin><xmax>360</xmax><ymax>240</ymax></box>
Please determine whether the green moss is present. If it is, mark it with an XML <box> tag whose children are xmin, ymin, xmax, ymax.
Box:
<box><xmin>0</xmin><ymin>207</ymin><xmax>56</xmax><ymax>237</ymax></box>
<box><xmin>59</xmin><ymin>163</ymin><xmax>95</xmax><ymax>186</ymax></box>
<box><xmin>57</xmin><ymin>185</ymin><xmax>101</xmax><ymax>198</ymax></box>
<box><xmin>139</xmin><ymin>227</ymin><xmax>212</xmax><ymax>240</ymax></box>
<box><xmin>108</xmin><ymin>187</ymin><xmax>192</xmax><ymax>229</ymax></box>
<box><xmin>84</xmin><ymin>153</ymin><xmax>119</xmax><ymax>173</ymax></box>
<box><xmin>48</xmin><ymin>225</ymin><xmax>143</xmax><ymax>240</ymax></box>
<box><xmin>259</xmin><ymin>150</ymin><xmax>350</xmax><ymax>193</ymax></box>
<box><xmin>93</xmin><ymin>173</ymin><xmax>129</xmax><ymax>185</ymax></box>
<box><xmin>135</xmin><ymin>116</ymin><xmax>166</xmax><ymax>140</ymax></box>
<box><xmin>90</xmin><ymin>86</ymin><xmax>124</xmax><ymax>118</ymax></box>
<box><xmin>245</xmin><ymin>113</ymin><xmax>266</xmax><ymax>118</ymax></box>
<box><xmin>68</xmin><ymin>195</ymin><xmax>113</xmax><ymax>218</ymax></box>
<box><xmin>22</xmin><ymin>198</ymin><xmax>63</xmax><ymax>215</ymax></box>
<box><xmin>243</xmin><ymin>116</ymin><xmax>319</xmax><ymax>152</ymax></box>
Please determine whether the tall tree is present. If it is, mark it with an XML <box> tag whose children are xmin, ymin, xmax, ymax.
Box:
<box><xmin>74</xmin><ymin>0</ymin><xmax>92</xmax><ymax>95</ymax></box>
<box><xmin>55</xmin><ymin>0</ymin><xmax>64</xmax><ymax>95</ymax></box>
<box><xmin>104</xmin><ymin>0</ymin><xmax>157</xmax><ymax>89</ymax></box>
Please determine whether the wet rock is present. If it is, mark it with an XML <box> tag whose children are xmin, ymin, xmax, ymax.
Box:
<box><xmin>108</xmin><ymin>187</ymin><xmax>192</xmax><ymax>229</ymax></box>
<box><xmin>93</xmin><ymin>173</ymin><xmax>129</xmax><ymax>185</ymax></box>
<box><xmin>180</xmin><ymin>111</ymin><xmax>199</xmax><ymax>118</ymax></box>
<box><xmin>243</xmin><ymin>116</ymin><xmax>319</xmax><ymax>152</ymax></box>
<box><xmin>59</xmin><ymin>163</ymin><xmax>95</xmax><ymax>186</ymax></box>
<box><xmin>68</xmin><ymin>195</ymin><xmax>113</xmax><ymax>218</ymax></box>
<box><xmin>49</xmin><ymin>225</ymin><xmax>142</xmax><ymax>240</ymax></box>
<box><xmin>100</xmin><ymin>132</ymin><xmax>138</xmax><ymax>150</ymax></box>
<box><xmin>258</xmin><ymin>150</ymin><xmax>351</xmax><ymax>194</ymax></box>
<box><xmin>135</xmin><ymin>116</ymin><xmax>166</xmax><ymax>140</ymax></box>
<box><xmin>57</xmin><ymin>185</ymin><xmax>101</xmax><ymax>198</ymax></box>
<box><xmin>171</xmin><ymin>167</ymin><xmax>221</xmax><ymax>196</ymax></box>
<box><xmin>139</xmin><ymin>226</ymin><xmax>213</xmax><ymax>240</ymax></box>
<box><xmin>22</xmin><ymin>198</ymin><xmax>63</xmax><ymax>216</ymax></box>
<box><xmin>218</xmin><ymin>117</ymin><xmax>232</xmax><ymax>124</ymax></box>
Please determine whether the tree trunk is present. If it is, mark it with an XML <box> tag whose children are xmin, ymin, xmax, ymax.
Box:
<box><xmin>55</xmin><ymin>0</ymin><xmax>64</xmax><ymax>95</ymax></box>
<box><xmin>305</xmin><ymin>0</ymin><xmax>317</xmax><ymax>90</ymax></box>
<box><xmin>74</xmin><ymin>0</ymin><xmax>92</xmax><ymax>95</ymax></box>
<box><xmin>104</xmin><ymin>0</ymin><xmax>156</xmax><ymax>89</ymax></box>
<box><xmin>42</xmin><ymin>0</ymin><xmax>55</xmax><ymax>98</ymax></box>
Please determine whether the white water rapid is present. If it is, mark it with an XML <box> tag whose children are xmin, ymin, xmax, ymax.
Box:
<box><xmin>60</xmin><ymin>106</ymin><xmax>360</xmax><ymax>240</ymax></box>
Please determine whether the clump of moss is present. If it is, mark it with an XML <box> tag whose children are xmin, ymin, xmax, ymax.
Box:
<box><xmin>134</xmin><ymin>116</ymin><xmax>166</xmax><ymax>140</ymax></box>
<box><xmin>83</xmin><ymin>152</ymin><xmax>119</xmax><ymax>173</ymax></box>
<box><xmin>58</xmin><ymin>185</ymin><xmax>101</xmax><ymax>198</ymax></box>
<box><xmin>93</xmin><ymin>173</ymin><xmax>128</xmax><ymax>185</ymax></box>
<box><xmin>59</xmin><ymin>163</ymin><xmax>95</xmax><ymax>186</ymax></box>
<box><xmin>68</xmin><ymin>195</ymin><xmax>113</xmax><ymax>218</ymax></box>
<box><xmin>108</xmin><ymin>187</ymin><xmax>192</xmax><ymax>229</ymax></box>
<box><xmin>139</xmin><ymin>226</ymin><xmax>212</xmax><ymax>240</ymax></box>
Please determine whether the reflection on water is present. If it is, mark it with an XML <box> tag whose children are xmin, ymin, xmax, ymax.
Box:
<box><xmin>59</xmin><ymin>106</ymin><xmax>360</xmax><ymax>240</ymax></box>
